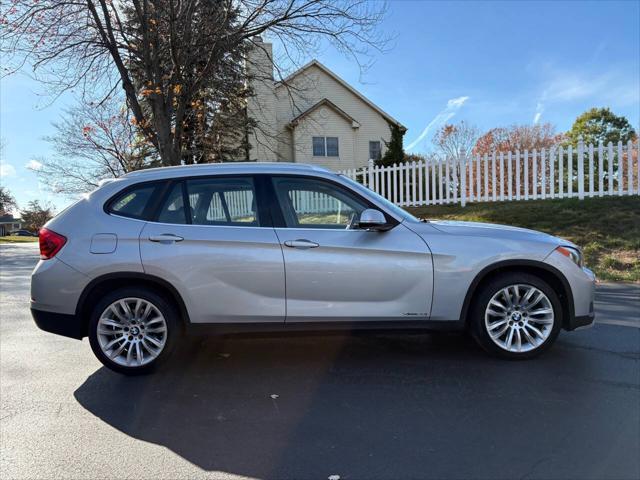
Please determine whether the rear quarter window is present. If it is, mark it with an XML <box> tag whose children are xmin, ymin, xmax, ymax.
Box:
<box><xmin>107</xmin><ymin>183</ymin><xmax>160</xmax><ymax>219</ymax></box>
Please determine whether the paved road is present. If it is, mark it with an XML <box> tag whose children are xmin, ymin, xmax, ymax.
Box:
<box><xmin>1</xmin><ymin>243</ymin><xmax>638</xmax><ymax>480</ymax></box>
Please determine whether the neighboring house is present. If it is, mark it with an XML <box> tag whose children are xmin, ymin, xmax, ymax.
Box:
<box><xmin>245</xmin><ymin>38</ymin><xmax>406</xmax><ymax>170</ymax></box>
<box><xmin>0</xmin><ymin>215</ymin><xmax>22</xmax><ymax>236</ymax></box>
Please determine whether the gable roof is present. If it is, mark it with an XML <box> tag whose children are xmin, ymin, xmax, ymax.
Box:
<box><xmin>275</xmin><ymin>60</ymin><xmax>405</xmax><ymax>131</ymax></box>
<box><xmin>288</xmin><ymin>98</ymin><xmax>360</xmax><ymax>130</ymax></box>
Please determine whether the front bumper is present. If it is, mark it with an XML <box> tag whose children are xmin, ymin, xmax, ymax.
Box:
<box><xmin>567</xmin><ymin>303</ymin><xmax>595</xmax><ymax>330</ymax></box>
<box><xmin>31</xmin><ymin>308</ymin><xmax>85</xmax><ymax>340</ymax></box>
<box><xmin>564</xmin><ymin>266</ymin><xmax>596</xmax><ymax>330</ymax></box>
<box><xmin>544</xmin><ymin>251</ymin><xmax>597</xmax><ymax>330</ymax></box>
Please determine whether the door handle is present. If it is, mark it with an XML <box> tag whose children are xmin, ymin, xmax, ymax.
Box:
<box><xmin>149</xmin><ymin>234</ymin><xmax>184</xmax><ymax>243</ymax></box>
<box><xmin>284</xmin><ymin>239</ymin><xmax>319</xmax><ymax>249</ymax></box>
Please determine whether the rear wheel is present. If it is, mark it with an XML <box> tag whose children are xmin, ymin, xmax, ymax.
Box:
<box><xmin>88</xmin><ymin>287</ymin><xmax>179</xmax><ymax>375</ymax></box>
<box><xmin>470</xmin><ymin>273</ymin><xmax>562</xmax><ymax>359</ymax></box>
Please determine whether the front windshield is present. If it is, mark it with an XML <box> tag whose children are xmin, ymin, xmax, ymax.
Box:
<box><xmin>338</xmin><ymin>174</ymin><xmax>420</xmax><ymax>223</ymax></box>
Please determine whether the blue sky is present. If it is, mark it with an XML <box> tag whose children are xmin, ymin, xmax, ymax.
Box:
<box><xmin>1</xmin><ymin>0</ymin><xmax>639</xmax><ymax>212</ymax></box>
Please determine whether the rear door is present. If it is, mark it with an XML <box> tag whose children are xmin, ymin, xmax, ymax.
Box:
<box><xmin>269</xmin><ymin>175</ymin><xmax>433</xmax><ymax>323</ymax></box>
<box><xmin>139</xmin><ymin>175</ymin><xmax>285</xmax><ymax>324</ymax></box>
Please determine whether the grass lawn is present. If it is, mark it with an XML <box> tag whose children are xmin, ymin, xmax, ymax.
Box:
<box><xmin>0</xmin><ymin>236</ymin><xmax>38</xmax><ymax>243</ymax></box>
<box><xmin>407</xmin><ymin>196</ymin><xmax>640</xmax><ymax>283</ymax></box>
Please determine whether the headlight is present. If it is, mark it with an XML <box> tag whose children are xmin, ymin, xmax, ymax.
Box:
<box><xmin>556</xmin><ymin>246</ymin><xmax>584</xmax><ymax>268</ymax></box>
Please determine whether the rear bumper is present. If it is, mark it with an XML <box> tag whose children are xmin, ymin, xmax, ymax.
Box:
<box><xmin>30</xmin><ymin>257</ymin><xmax>87</xmax><ymax>315</ymax></box>
<box><xmin>31</xmin><ymin>308</ymin><xmax>85</xmax><ymax>340</ymax></box>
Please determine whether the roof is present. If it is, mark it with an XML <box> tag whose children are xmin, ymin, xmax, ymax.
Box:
<box><xmin>288</xmin><ymin>98</ymin><xmax>360</xmax><ymax>129</ymax></box>
<box><xmin>275</xmin><ymin>60</ymin><xmax>406</xmax><ymax>130</ymax></box>
<box><xmin>0</xmin><ymin>215</ymin><xmax>20</xmax><ymax>223</ymax></box>
<box><xmin>123</xmin><ymin>162</ymin><xmax>332</xmax><ymax>180</ymax></box>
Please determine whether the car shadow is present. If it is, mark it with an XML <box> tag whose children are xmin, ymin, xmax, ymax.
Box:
<box><xmin>73</xmin><ymin>331</ymin><xmax>604</xmax><ymax>479</ymax></box>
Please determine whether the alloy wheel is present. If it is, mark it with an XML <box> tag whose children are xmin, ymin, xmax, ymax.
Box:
<box><xmin>96</xmin><ymin>297</ymin><xmax>168</xmax><ymax>367</ymax></box>
<box><xmin>484</xmin><ymin>284</ymin><xmax>554</xmax><ymax>353</ymax></box>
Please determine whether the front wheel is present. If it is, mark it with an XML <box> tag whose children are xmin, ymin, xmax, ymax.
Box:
<box><xmin>470</xmin><ymin>273</ymin><xmax>562</xmax><ymax>359</ymax></box>
<box><xmin>88</xmin><ymin>287</ymin><xmax>179</xmax><ymax>375</ymax></box>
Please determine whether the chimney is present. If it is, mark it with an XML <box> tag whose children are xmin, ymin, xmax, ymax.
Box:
<box><xmin>247</xmin><ymin>37</ymin><xmax>273</xmax><ymax>81</ymax></box>
<box><xmin>246</xmin><ymin>39</ymin><xmax>277</xmax><ymax>161</ymax></box>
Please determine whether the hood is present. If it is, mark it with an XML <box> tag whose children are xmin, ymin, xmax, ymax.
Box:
<box><xmin>416</xmin><ymin>220</ymin><xmax>576</xmax><ymax>248</ymax></box>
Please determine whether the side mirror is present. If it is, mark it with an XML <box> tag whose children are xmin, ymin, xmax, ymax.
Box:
<box><xmin>358</xmin><ymin>209</ymin><xmax>388</xmax><ymax>231</ymax></box>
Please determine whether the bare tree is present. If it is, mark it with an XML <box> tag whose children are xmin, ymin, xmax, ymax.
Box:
<box><xmin>33</xmin><ymin>99</ymin><xmax>154</xmax><ymax>196</ymax></box>
<box><xmin>431</xmin><ymin>121</ymin><xmax>479</xmax><ymax>196</ymax></box>
<box><xmin>432</xmin><ymin>121</ymin><xmax>479</xmax><ymax>160</ymax></box>
<box><xmin>2</xmin><ymin>1</ymin><xmax>388</xmax><ymax>166</ymax></box>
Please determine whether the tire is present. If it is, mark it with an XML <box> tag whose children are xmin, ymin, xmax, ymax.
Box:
<box><xmin>88</xmin><ymin>287</ymin><xmax>180</xmax><ymax>375</ymax></box>
<box><xmin>469</xmin><ymin>272</ymin><xmax>562</xmax><ymax>359</ymax></box>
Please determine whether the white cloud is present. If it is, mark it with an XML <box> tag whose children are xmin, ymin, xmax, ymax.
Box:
<box><xmin>532</xmin><ymin>64</ymin><xmax>639</xmax><ymax>125</ymax></box>
<box><xmin>26</xmin><ymin>160</ymin><xmax>43</xmax><ymax>171</ymax></box>
<box><xmin>406</xmin><ymin>96</ymin><xmax>470</xmax><ymax>151</ymax></box>
<box><xmin>542</xmin><ymin>72</ymin><xmax>611</xmax><ymax>102</ymax></box>
<box><xmin>446</xmin><ymin>96</ymin><xmax>469</xmax><ymax>109</ymax></box>
<box><xmin>0</xmin><ymin>163</ymin><xmax>16</xmax><ymax>178</ymax></box>
<box><xmin>533</xmin><ymin>102</ymin><xmax>544</xmax><ymax>124</ymax></box>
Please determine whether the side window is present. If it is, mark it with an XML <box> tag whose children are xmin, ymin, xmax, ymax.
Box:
<box><xmin>157</xmin><ymin>183</ymin><xmax>187</xmax><ymax>224</ymax></box>
<box><xmin>186</xmin><ymin>177</ymin><xmax>258</xmax><ymax>226</ymax></box>
<box><xmin>108</xmin><ymin>184</ymin><xmax>158</xmax><ymax>219</ymax></box>
<box><xmin>271</xmin><ymin>177</ymin><xmax>368</xmax><ymax>229</ymax></box>
<box><xmin>369</xmin><ymin>141</ymin><xmax>381</xmax><ymax>161</ymax></box>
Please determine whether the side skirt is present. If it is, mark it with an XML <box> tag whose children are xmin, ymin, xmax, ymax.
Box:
<box><xmin>185</xmin><ymin>319</ymin><xmax>465</xmax><ymax>337</ymax></box>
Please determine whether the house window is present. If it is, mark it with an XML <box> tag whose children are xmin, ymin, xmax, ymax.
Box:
<box><xmin>369</xmin><ymin>141</ymin><xmax>381</xmax><ymax>161</ymax></box>
<box><xmin>326</xmin><ymin>137</ymin><xmax>339</xmax><ymax>156</ymax></box>
<box><xmin>312</xmin><ymin>136</ymin><xmax>339</xmax><ymax>157</ymax></box>
<box><xmin>312</xmin><ymin>137</ymin><xmax>325</xmax><ymax>156</ymax></box>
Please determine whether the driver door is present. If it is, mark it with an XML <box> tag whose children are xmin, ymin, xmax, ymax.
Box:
<box><xmin>270</xmin><ymin>175</ymin><xmax>433</xmax><ymax>323</ymax></box>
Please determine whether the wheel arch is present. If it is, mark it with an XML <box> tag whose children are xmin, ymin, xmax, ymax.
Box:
<box><xmin>76</xmin><ymin>272</ymin><xmax>191</xmax><ymax>337</ymax></box>
<box><xmin>459</xmin><ymin>260</ymin><xmax>574</xmax><ymax>330</ymax></box>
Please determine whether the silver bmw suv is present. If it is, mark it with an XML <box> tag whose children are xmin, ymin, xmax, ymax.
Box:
<box><xmin>31</xmin><ymin>163</ymin><xmax>595</xmax><ymax>374</ymax></box>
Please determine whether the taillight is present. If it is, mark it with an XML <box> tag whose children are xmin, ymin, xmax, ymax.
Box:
<box><xmin>39</xmin><ymin>228</ymin><xmax>67</xmax><ymax>260</ymax></box>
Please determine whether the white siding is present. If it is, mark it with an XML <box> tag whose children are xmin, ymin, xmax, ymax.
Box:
<box><xmin>243</xmin><ymin>40</ymin><xmax>400</xmax><ymax>169</ymax></box>
<box><xmin>273</xmin><ymin>64</ymin><xmax>392</xmax><ymax>169</ymax></box>
<box><xmin>291</xmin><ymin>105</ymin><xmax>357</xmax><ymax>171</ymax></box>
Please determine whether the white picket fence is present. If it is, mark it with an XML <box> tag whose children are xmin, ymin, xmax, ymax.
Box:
<box><xmin>290</xmin><ymin>190</ymin><xmax>343</xmax><ymax>214</ymax></box>
<box><xmin>340</xmin><ymin>140</ymin><xmax>640</xmax><ymax>207</ymax></box>
<box><xmin>195</xmin><ymin>190</ymin><xmax>255</xmax><ymax>221</ymax></box>
<box><xmin>199</xmin><ymin>186</ymin><xmax>344</xmax><ymax>218</ymax></box>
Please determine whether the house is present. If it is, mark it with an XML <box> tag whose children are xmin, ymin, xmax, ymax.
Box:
<box><xmin>245</xmin><ymin>38</ymin><xmax>405</xmax><ymax>170</ymax></box>
<box><xmin>0</xmin><ymin>215</ymin><xmax>22</xmax><ymax>236</ymax></box>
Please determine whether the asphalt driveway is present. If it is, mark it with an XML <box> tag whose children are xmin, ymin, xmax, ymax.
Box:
<box><xmin>1</xmin><ymin>243</ymin><xmax>638</xmax><ymax>480</ymax></box>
